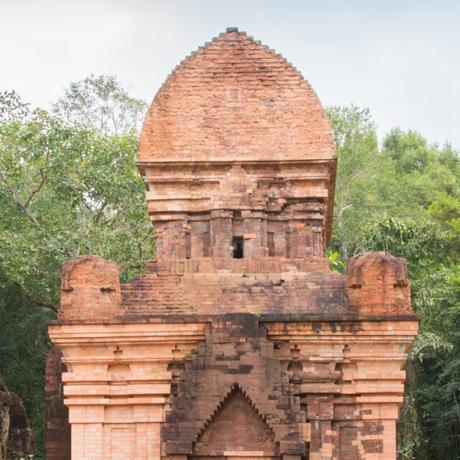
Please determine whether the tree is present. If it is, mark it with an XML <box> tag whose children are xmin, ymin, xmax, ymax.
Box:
<box><xmin>52</xmin><ymin>74</ymin><xmax>147</xmax><ymax>135</ymax></box>
<box><xmin>429</xmin><ymin>192</ymin><xmax>460</xmax><ymax>256</ymax></box>
<box><xmin>0</xmin><ymin>78</ymin><xmax>152</xmax><ymax>457</ymax></box>
<box><xmin>328</xmin><ymin>106</ymin><xmax>412</xmax><ymax>260</ymax></box>
<box><xmin>327</xmin><ymin>106</ymin><xmax>460</xmax><ymax>459</ymax></box>
<box><xmin>0</xmin><ymin>111</ymin><xmax>153</xmax><ymax>310</ymax></box>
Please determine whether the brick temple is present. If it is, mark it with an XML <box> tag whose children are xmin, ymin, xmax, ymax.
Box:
<box><xmin>46</xmin><ymin>28</ymin><xmax>418</xmax><ymax>460</ymax></box>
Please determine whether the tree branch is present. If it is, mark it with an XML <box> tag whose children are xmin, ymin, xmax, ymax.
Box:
<box><xmin>0</xmin><ymin>169</ymin><xmax>41</xmax><ymax>226</ymax></box>
<box><xmin>93</xmin><ymin>200</ymin><xmax>108</xmax><ymax>223</ymax></box>
<box><xmin>24</xmin><ymin>151</ymin><xmax>50</xmax><ymax>209</ymax></box>
<box><xmin>0</xmin><ymin>168</ymin><xmax>77</xmax><ymax>257</ymax></box>
<box><xmin>14</xmin><ymin>282</ymin><xmax>58</xmax><ymax>313</ymax></box>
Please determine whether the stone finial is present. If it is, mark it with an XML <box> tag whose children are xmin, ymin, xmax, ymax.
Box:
<box><xmin>345</xmin><ymin>251</ymin><xmax>412</xmax><ymax>316</ymax></box>
<box><xmin>59</xmin><ymin>256</ymin><xmax>121</xmax><ymax>321</ymax></box>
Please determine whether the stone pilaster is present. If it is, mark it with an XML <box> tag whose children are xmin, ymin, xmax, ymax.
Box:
<box><xmin>49</xmin><ymin>323</ymin><xmax>207</xmax><ymax>460</ymax></box>
<box><xmin>266</xmin><ymin>320</ymin><xmax>418</xmax><ymax>459</ymax></box>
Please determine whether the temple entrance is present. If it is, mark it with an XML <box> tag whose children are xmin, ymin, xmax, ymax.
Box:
<box><xmin>191</xmin><ymin>456</ymin><xmax>277</xmax><ymax>460</ymax></box>
<box><xmin>190</xmin><ymin>387</ymin><xmax>278</xmax><ymax>459</ymax></box>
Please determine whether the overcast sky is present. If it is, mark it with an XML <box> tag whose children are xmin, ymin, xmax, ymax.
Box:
<box><xmin>1</xmin><ymin>0</ymin><xmax>459</xmax><ymax>148</ymax></box>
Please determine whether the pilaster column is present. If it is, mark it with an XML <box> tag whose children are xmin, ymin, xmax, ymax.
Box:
<box><xmin>49</xmin><ymin>322</ymin><xmax>207</xmax><ymax>460</ymax></box>
<box><xmin>266</xmin><ymin>320</ymin><xmax>418</xmax><ymax>460</ymax></box>
<box><xmin>210</xmin><ymin>210</ymin><xmax>233</xmax><ymax>258</ymax></box>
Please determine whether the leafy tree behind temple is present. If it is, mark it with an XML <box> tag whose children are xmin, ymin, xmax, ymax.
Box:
<box><xmin>0</xmin><ymin>80</ymin><xmax>152</xmax><ymax>457</ymax></box>
<box><xmin>328</xmin><ymin>106</ymin><xmax>460</xmax><ymax>459</ymax></box>
<box><xmin>0</xmin><ymin>83</ymin><xmax>152</xmax><ymax>310</ymax></box>
<box><xmin>52</xmin><ymin>75</ymin><xmax>147</xmax><ymax>135</ymax></box>
<box><xmin>327</xmin><ymin>106</ymin><xmax>415</xmax><ymax>260</ymax></box>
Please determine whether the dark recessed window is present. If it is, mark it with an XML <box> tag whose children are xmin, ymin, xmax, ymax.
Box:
<box><xmin>233</xmin><ymin>236</ymin><xmax>244</xmax><ymax>259</ymax></box>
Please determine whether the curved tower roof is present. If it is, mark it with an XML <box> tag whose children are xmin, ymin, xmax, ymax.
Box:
<box><xmin>138</xmin><ymin>27</ymin><xmax>335</xmax><ymax>163</ymax></box>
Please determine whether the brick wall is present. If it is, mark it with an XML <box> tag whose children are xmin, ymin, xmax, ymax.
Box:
<box><xmin>45</xmin><ymin>347</ymin><xmax>70</xmax><ymax>460</ymax></box>
<box><xmin>47</xmin><ymin>27</ymin><xmax>418</xmax><ymax>460</ymax></box>
<box><xmin>139</xmin><ymin>29</ymin><xmax>335</xmax><ymax>163</ymax></box>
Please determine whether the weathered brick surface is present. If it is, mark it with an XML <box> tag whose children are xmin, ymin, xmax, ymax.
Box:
<box><xmin>120</xmin><ymin>259</ymin><xmax>346</xmax><ymax>318</ymax></box>
<box><xmin>48</xmin><ymin>322</ymin><xmax>207</xmax><ymax>460</ymax></box>
<box><xmin>47</xmin><ymin>28</ymin><xmax>418</xmax><ymax>460</ymax></box>
<box><xmin>138</xmin><ymin>29</ymin><xmax>337</xmax><ymax>252</ymax></box>
<box><xmin>193</xmin><ymin>389</ymin><xmax>276</xmax><ymax>454</ymax></box>
<box><xmin>117</xmin><ymin>252</ymin><xmax>413</xmax><ymax>319</ymax></box>
<box><xmin>346</xmin><ymin>251</ymin><xmax>412</xmax><ymax>316</ymax></box>
<box><xmin>58</xmin><ymin>253</ymin><xmax>415</xmax><ymax>321</ymax></box>
<box><xmin>163</xmin><ymin>316</ymin><xmax>307</xmax><ymax>457</ymax></box>
<box><xmin>7</xmin><ymin>392</ymin><xmax>33</xmax><ymax>458</ymax></box>
<box><xmin>59</xmin><ymin>256</ymin><xmax>121</xmax><ymax>322</ymax></box>
<box><xmin>0</xmin><ymin>378</ymin><xmax>9</xmax><ymax>460</ymax></box>
<box><xmin>138</xmin><ymin>29</ymin><xmax>335</xmax><ymax>163</ymax></box>
<box><xmin>45</xmin><ymin>347</ymin><xmax>71</xmax><ymax>460</ymax></box>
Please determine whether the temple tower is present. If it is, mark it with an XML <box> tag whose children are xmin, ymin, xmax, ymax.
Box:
<box><xmin>138</xmin><ymin>25</ymin><xmax>336</xmax><ymax>262</ymax></box>
<box><xmin>47</xmin><ymin>28</ymin><xmax>418</xmax><ymax>460</ymax></box>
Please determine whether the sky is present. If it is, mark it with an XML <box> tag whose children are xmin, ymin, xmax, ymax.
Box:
<box><xmin>1</xmin><ymin>0</ymin><xmax>459</xmax><ymax>148</ymax></box>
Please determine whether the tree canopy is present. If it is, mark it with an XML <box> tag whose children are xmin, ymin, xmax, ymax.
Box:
<box><xmin>328</xmin><ymin>106</ymin><xmax>460</xmax><ymax>459</ymax></box>
<box><xmin>0</xmin><ymin>79</ymin><xmax>153</xmax><ymax>457</ymax></box>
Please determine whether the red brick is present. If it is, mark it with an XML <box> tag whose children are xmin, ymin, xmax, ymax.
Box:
<box><xmin>47</xmin><ymin>28</ymin><xmax>418</xmax><ymax>460</ymax></box>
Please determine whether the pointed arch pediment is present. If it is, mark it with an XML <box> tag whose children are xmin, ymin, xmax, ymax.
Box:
<box><xmin>193</xmin><ymin>384</ymin><xmax>276</xmax><ymax>456</ymax></box>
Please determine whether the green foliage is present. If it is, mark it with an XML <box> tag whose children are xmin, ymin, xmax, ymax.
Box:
<box><xmin>362</xmin><ymin>216</ymin><xmax>446</xmax><ymax>272</ymax></box>
<box><xmin>52</xmin><ymin>74</ymin><xmax>147</xmax><ymax>135</ymax></box>
<box><xmin>0</xmin><ymin>284</ymin><xmax>53</xmax><ymax>458</ymax></box>
<box><xmin>326</xmin><ymin>249</ymin><xmax>345</xmax><ymax>273</ymax></box>
<box><xmin>328</xmin><ymin>106</ymin><xmax>412</xmax><ymax>259</ymax></box>
<box><xmin>429</xmin><ymin>192</ymin><xmax>460</xmax><ymax>255</ymax></box>
<box><xmin>414</xmin><ymin>269</ymin><xmax>460</xmax><ymax>450</ymax></box>
<box><xmin>0</xmin><ymin>76</ymin><xmax>152</xmax><ymax>457</ymax></box>
<box><xmin>397</xmin><ymin>393</ymin><xmax>420</xmax><ymax>460</ymax></box>
<box><xmin>0</xmin><ymin>85</ymin><xmax>153</xmax><ymax>310</ymax></box>
<box><xmin>0</xmin><ymin>90</ymin><xmax>30</xmax><ymax>122</ymax></box>
<box><xmin>328</xmin><ymin>106</ymin><xmax>460</xmax><ymax>459</ymax></box>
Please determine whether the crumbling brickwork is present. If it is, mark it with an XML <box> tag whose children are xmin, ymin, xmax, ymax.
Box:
<box><xmin>45</xmin><ymin>347</ymin><xmax>71</xmax><ymax>460</ymax></box>
<box><xmin>47</xmin><ymin>28</ymin><xmax>418</xmax><ymax>460</ymax></box>
<box><xmin>0</xmin><ymin>377</ymin><xmax>33</xmax><ymax>460</ymax></box>
<box><xmin>163</xmin><ymin>315</ymin><xmax>308</xmax><ymax>458</ymax></box>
